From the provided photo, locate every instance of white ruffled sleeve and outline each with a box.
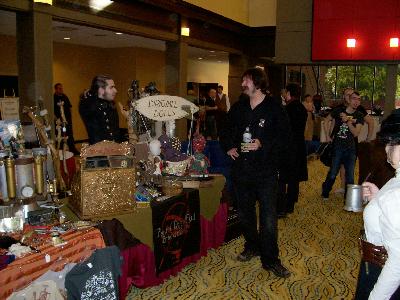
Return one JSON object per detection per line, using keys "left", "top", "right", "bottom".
{"left": 369, "top": 189, "right": 400, "bottom": 299}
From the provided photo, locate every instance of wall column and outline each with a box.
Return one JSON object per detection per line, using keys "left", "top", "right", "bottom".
{"left": 228, "top": 54, "right": 248, "bottom": 105}
{"left": 16, "top": 5, "right": 53, "bottom": 121}
{"left": 384, "top": 64, "right": 398, "bottom": 118}
{"left": 165, "top": 38, "right": 188, "bottom": 140}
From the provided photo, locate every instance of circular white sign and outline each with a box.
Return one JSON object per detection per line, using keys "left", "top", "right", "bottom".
{"left": 135, "top": 95, "right": 199, "bottom": 121}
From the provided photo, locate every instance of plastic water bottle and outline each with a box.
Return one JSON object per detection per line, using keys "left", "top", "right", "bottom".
{"left": 243, "top": 127, "right": 252, "bottom": 143}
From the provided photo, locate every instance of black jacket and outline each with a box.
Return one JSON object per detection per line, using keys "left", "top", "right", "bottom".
{"left": 285, "top": 99, "right": 308, "bottom": 182}
{"left": 219, "top": 95, "right": 292, "bottom": 183}
{"left": 79, "top": 94, "right": 121, "bottom": 145}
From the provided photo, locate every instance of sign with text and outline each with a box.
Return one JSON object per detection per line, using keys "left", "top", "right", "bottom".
{"left": 0, "top": 97, "right": 19, "bottom": 120}
{"left": 152, "top": 189, "right": 200, "bottom": 274}
{"left": 136, "top": 95, "right": 199, "bottom": 121}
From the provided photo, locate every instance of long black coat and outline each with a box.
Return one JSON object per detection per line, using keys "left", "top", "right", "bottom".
{"left": 285, "top": 99, "right": 308, "bottom": 182}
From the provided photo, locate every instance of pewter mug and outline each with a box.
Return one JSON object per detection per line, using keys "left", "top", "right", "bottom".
{"left": 344, "top": 184, "right": 363, "bottom": 212}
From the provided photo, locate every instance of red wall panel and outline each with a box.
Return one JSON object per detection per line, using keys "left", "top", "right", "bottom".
{"left": 312, "top": 0, "right": 400, "bottom": 61}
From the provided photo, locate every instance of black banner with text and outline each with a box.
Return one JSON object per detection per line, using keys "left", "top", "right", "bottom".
{"left": 152, "top": 189, "right": 200, "bottom": 274}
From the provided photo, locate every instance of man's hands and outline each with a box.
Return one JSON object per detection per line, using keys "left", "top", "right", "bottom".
{"left": 362, "top": 181, "right": 379, "bottom": 202}
{"left": 227, "top": 148, "right": 239, "bottom": 160}
{"left": 227, "top": 139, "right": 262, "bottom": 160}
{"left": 340, "top": 112, "right": 356, "bottom": 124}
{"left": 245, "top": 139, "right": 261, "bottom": 151}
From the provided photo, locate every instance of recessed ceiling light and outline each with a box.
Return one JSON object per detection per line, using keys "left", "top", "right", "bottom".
{"left": 89, "top": 0, "right": 113, "bottom": 11}
{"left": 198, "top": 57, "right": 203, "bottom": 60}
{"left": 63, "top": 37, "right": 71, "bottom": 40}
{"left": 209, "top": 50, "right": 215, "bottom": 53}
{"left": 209, "top": 54, "right": 217, "bottom": 57}
{"left": 115, "top": 32, "right": 123, "bottom": 35}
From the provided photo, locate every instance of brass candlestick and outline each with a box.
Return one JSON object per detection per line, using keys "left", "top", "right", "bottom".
{"left": 5, "top": 157, "right": 16, "bottom": 199}
{"left": 34, "top": 155, "right": 44, "bottom": 195}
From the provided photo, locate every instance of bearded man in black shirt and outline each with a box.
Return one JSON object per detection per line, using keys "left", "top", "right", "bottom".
{"left": 219, "top": 68, "right": 292, "bottom": 278}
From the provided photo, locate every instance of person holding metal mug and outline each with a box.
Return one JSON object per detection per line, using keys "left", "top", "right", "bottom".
{"left": 355, "top": 109, "right": 400, "bottom": 299}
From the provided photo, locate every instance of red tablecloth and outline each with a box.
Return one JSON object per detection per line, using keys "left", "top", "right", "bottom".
{"left": 118, "top": 202, "right": 228, "bottom": 298}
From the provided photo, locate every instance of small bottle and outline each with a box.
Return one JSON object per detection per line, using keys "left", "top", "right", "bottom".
{"left": 243, "top": 127, "right": 252, "bottom": 143}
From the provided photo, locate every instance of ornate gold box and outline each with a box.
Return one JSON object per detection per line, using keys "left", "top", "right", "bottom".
{"left": 69, "top": 141, "right": 136, "bottom": 219}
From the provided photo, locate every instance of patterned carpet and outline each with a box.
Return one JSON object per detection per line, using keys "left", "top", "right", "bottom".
{"left": 127, "top": 160, "right": 363, "bottom": 299}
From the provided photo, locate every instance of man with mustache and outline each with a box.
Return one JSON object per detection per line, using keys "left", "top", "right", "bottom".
{"left": 220, "top": 68, "right": 292, "bottom": 278}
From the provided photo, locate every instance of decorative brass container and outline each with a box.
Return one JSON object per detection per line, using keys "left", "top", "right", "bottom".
{"left": 69, "top": 141, "right": 136, "bottom": 219}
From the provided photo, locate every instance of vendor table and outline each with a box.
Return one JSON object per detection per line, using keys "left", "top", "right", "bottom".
{"left": 0, "top": 227, "right": 105, "bottom": 299}
{"left": 63, "top": 175, "right": 227, "bottom": 298}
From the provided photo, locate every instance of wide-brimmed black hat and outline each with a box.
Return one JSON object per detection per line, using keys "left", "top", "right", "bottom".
{"left": 377, "top": 108, "right": 400, "bottom": 145}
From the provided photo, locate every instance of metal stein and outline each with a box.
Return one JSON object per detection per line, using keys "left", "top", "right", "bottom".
{"left": 344, "top": 184, "right": 363, "bottom": 212}
{"left": 0, "top": 150, "right": 9, "bottom": 201}
{"left": 32, "top": 148, "right": 47, "bottom": 196}
{"left": 15, "top": 156, "right": 35, "bottom": 199}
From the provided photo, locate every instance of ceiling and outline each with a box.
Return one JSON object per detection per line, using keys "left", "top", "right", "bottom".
{"left": 0, "top": 9, "right": 228, "bottom": 63}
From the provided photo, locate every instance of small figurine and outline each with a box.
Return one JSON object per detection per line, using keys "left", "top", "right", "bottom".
{"left": 188, "top": 134, "right": 210, "bottom": 176}
{"left": 149, "top": 139, "right": 162, "bottom": 176}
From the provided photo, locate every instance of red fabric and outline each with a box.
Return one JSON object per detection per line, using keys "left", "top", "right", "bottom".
{"left": 60, "top": 156, "right": 76, "bottom": 186}
{"left": 118, "top": 202, "right": 228, "bottom": 298}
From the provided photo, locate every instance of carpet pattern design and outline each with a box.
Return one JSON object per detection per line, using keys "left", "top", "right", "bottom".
{"left": 128, "top": 160, "right": 364, "bottom": 299}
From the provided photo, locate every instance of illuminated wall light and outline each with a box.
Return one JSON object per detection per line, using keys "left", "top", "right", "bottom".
{"left": 181, "top": 27, "right": 190, "bottom": 36}
{"left": 390, "top": 37, "right": 399, "bottom": 48}
{"left": 115, "top": 32, "right": 123, "bottom": 35}
{"left": 63, "top": 37, "right": 71, "bottom": 40}
{"left": 33, "top": 0, "right": 53, "bottom": 4}
{"left": 347, "top": 38, "right": 356, "bottom": 48}
{"left": 89, "top": 0, "right": 113, "bottom": 11}
{"left": 198, "top": 57, "right": 203, "bottom": 60}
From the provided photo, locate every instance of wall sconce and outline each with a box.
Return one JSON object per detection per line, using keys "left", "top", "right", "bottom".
{"left": 181, "top": 27, "right": 190, "bottom": 37}
{"left": 347, "top": 38, "right": 356, "bottom": 48}
{"left": 33, "top": 0, "right": 53, "bottom": 4}
{"left": 390, "top": 37, "right": 399, "bottom": 48}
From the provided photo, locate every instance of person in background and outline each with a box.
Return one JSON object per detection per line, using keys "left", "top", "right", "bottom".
{"left": 321, "top": 91, "right": 363, "bottom": 200}
{"left": 280, "top": 88, "right": 287, "bottom": 106}
{"left": 215, "top": 85, "right": 230, "bottom": 138}
{"left": 278, "top": 84, "right": 308, "bottom": 216}
{"left": 312, "top": 94, "right": 323, "bottom": 114}
{"left": 203, "top": 88, "right": 218, "bottom": 140}
{"left": 220, "top": 67, "right": 292, "bottom": 278}
{"left": 53, "top": 83, "right": 80, "bottom": 155}
{"left": 324, "top": 87, "right": 375, "bottom": 194}
{"left": 355, "top": 109, "right": 400, "bottom": 299}
{"left": 302, "top": 94, "right": 317, "bottom": 155}
{"left": 79, "top": 75, "right": 121, "bottom": 145}
{"left": 216, "top": 85, "right": 230, "bottom": 112}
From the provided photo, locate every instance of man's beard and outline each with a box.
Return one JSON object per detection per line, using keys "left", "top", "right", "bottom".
{"left": 242, "top": 87, "right": 256, "bottom": 96}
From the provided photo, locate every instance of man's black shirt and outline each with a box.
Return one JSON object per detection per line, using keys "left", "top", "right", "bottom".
{"left": 219, "top": 95, "right": 292, "bottom": 183}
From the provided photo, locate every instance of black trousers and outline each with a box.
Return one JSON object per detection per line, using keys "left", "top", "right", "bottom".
{"left": 355, "top": 260, "right": 400, "bottom": 299}
{"left": 233, "top": 178, "right": 280, "bottom": 266}
{"left": 277, "top": 180, "right": 299, "bottom": 214}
